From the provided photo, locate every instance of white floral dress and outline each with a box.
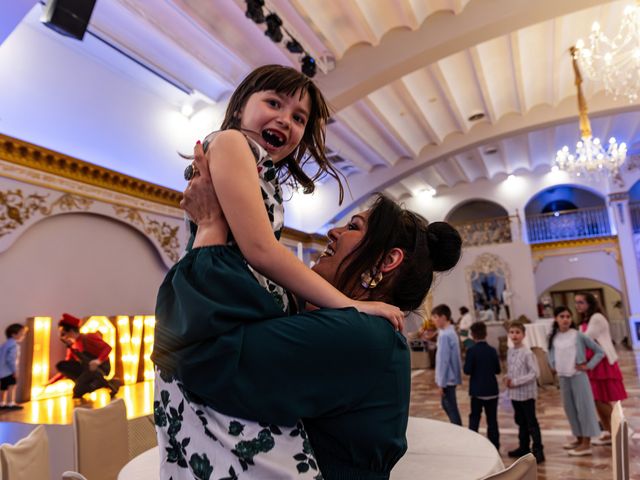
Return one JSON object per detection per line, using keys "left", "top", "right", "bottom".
{"left": 154, "top": 133, "right": 322, "bottom": 479}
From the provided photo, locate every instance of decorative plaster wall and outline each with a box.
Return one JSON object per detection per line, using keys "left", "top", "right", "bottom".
{"left": 534, "top": 250, "right": 622, "bottom": 296}
{"left": 432, "top": 241, "right": 538, "bottom": 322}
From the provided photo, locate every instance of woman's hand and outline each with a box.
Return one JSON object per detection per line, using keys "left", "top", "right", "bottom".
{"left": 181, "top": 142, "right": 230, "bottom": 246}
{"left": 575, "top": 363, "right": 589, "bottom": 372}
{"left": 354, "top": 300, "right": 405, "bottom": 331}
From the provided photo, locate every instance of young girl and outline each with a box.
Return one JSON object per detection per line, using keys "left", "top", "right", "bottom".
{"left": 547, "top": 306, "right": 604, "bottom": 457}
{"left": 152, "top": 65, "right": 403, "bottom": 479}
{"left": 574, "top": 292, "right": 627, "bottom": 446}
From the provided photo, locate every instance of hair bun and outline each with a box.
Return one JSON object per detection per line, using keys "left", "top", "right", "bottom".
{"left": 426, "top": 222, "right": 462, "bottom": 272}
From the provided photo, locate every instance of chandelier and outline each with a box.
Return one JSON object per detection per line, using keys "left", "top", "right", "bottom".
{"left": 573, "top": 2, "right": 640, "bottom": 102}
{"left": 554, "top": 47, "right": 627, "bottom": 181}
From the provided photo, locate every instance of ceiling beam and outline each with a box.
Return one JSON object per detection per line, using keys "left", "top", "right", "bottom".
{"left": 316, "top": 0, "right": 612, "bottom": 110}
{"left": 304, "top": 93, "right": 639, "bottom": 230}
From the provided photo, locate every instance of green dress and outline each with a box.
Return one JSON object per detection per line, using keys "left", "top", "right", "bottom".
{"left": 154, "top": 245, "right": 411, "bottom": 480}
{"left": 152, "top": 132, "right": 321, "bottom": 479}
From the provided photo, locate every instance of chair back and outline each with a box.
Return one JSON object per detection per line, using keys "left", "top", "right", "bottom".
{"left": 612, "top": 401, "right": 629, "bottom": 480}
{"left": 73, "top": 398, "right": 129, "bottom": 480}
{"left": 0, "top": 425, "right": 51, "bottom": 480}
{"left": 480, "top": 453, "right": 537, "bottom": 480}
{"left": 530, "top": 346, "right": 555, "bottom": 386}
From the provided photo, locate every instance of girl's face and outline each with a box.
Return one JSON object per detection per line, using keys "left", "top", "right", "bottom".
{"left": 555, "top": 310, "right": 573, "bottom": 332}
{"left": 313, "top": 211, "right": 370, "bottom": 286}
{"left": 574, "top": 295, "right": 588, "bottom": 314}
{"left": 239, "top": 89, "right": 311, "bottom": 163}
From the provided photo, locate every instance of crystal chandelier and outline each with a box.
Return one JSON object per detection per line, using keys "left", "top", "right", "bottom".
{"left": 554, "top": 47, "right": 627, "bottom": 181}
{"left": 574, "top": 2, "right": 640, "bottom": 102}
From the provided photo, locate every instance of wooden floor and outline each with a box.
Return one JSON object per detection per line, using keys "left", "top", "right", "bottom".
{"left": 409, "top": 348, "right": 640, "bottom": 479}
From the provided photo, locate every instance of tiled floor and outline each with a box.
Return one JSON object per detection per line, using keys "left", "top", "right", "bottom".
{"left": 409, "top": 348, "right": 640, "bottom": 479}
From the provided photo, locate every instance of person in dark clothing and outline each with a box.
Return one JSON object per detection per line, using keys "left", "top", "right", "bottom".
{"left": 463, "top": 321, "right": 501, "bottom": 450}
{"left": 46, "top": 313, "right": 121, "bottom": 399}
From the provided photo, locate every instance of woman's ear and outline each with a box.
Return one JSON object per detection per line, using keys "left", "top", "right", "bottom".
{"left": 379, "top": 248, "right": 404, "bottom": 273}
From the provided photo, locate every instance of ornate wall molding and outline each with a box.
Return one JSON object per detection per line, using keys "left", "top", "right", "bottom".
{"left": 0, "top": 177, "right": 186, "bottom": 268}
{"left": 530, "top": 236, "right": 621, "bottom": 271}
{"left": 465, "top": 253, "right": 512, "bottom": 317}
{"left": 0, "top": 134, "right": 182, "bottom": 209}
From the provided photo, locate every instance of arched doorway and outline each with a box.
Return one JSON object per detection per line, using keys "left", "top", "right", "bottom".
{"left": 538, "top": 278, "right": 628, "bottom": 346}
{"left": 446, "top": 199, "right": 509, "bottom": 223}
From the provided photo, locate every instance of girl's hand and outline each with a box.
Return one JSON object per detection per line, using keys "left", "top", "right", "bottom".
{"left": 354, "top": 300, "right": 404, "bottom": 331}
{"left": 576, "top": 363, "right": 588, "bottom": 372}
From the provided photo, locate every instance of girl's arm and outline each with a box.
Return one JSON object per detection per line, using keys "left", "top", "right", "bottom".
{"left": 581, "top": 333, "right": 605, "bottom": 370}
{"left": 584, "top": 313, "right": 607, "bottom": 341}
{"left": 192, "top": 133, "right": 403, "bottom": 328}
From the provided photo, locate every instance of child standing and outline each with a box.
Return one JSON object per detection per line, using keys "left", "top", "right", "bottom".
{"left": 548, "top": 306, "right": 604, "bottom": 457}
{"left": 433, "top": 304, "right": 462, "bottom": 425}
{"left": 153, "top": 65, "right": 403, "bottom": 479}
{"left": 504, "top": 321, "right": 544, "bottom": 462}
{"left": 0, "top": 323, "right": 27, "bottom": 410}
{"left": 464, "top": 321, "right": 501, "bottom": 450}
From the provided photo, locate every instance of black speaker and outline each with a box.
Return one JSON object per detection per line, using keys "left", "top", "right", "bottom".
{"left": 41, "top": 0, "right": 97, "bottom": 41}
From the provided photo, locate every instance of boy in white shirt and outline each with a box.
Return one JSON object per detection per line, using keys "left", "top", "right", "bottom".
{"left": 504, "top": 321, "right": 544, "bottom": 463}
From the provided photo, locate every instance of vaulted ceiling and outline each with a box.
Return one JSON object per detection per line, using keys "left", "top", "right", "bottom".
{"left": 5, "top": 0, "right": 640, "bottom": 230}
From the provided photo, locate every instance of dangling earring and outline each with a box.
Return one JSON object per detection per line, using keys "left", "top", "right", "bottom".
{"left": 361, "top": 266, "right": 383, "bottom": 289}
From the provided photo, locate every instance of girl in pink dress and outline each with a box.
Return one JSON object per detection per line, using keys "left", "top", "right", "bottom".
{"left": 574, "top": 292, "right": 627, "bottom": 446}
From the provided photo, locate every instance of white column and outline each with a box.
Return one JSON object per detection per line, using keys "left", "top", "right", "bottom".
{"left": 0, "top": 0, "right": 37, "bottom": 46}
{"left": 609, "top": 192, "right": 640, "bottom": 349}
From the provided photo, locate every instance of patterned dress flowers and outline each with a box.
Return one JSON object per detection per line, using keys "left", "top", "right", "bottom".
{"left": 154, "top": 132, "right": 321, "bottom": 479}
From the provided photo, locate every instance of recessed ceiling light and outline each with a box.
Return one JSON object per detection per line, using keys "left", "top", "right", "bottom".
{"left": 181, "top": 104, "right": 194, "bottom": 117}
{"left": 468, "top": 112, "right": 485, "bottom": 121}
{"left": 483, "top": 147, "right": 498, "bottom": 155}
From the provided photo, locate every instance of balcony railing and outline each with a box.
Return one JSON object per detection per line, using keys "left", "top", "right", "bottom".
{"left": 452, "top": 216, "right": 513, "bottom": 247}
{"left": 630, "top": 202, "right": 640, "bottom": 234}
{"left": 526, "top": 206, "right": 611, "bottom": 244}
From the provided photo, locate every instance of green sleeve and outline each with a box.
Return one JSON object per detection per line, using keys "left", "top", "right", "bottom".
{"left": 182, "top": 308, "right": 404, "bottom": 427}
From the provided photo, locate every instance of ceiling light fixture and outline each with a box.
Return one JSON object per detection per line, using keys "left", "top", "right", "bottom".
{"left": 243, "top": 0, "right": 318, "bottom": 77}
{"left": 574, "top": 3, "right": 640, "bottom": 102}
{"left": 467, "top": 112, "right": 485, "bottom": 122}
{"left": 554, "top": 46, "right": 627, "bottom": 182}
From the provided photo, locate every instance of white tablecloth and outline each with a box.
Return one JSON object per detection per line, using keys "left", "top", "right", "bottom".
{"left": 118, "top": 418, "right": 504, "bottom": 480}
{"left": 508, "top": 319, "right": 554, "bottom": 352}
{"left": 118, "top": 447, "right": 159, "bottom": 480}
{"left": 391, "top": 417, "right": 504, "bottom": 479}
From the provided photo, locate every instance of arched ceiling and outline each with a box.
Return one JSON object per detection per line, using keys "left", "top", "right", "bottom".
{"left": 4, "top": 0, "right": 640, "bottom": 232}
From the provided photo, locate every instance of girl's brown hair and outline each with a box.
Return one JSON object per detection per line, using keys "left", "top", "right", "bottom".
{"left": 221, "top": 65, "right": 344, "bottom": 203}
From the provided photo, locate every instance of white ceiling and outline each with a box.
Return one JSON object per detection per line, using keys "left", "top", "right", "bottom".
{"left": 3, "top": 0, "right": 640, "bottom": 231}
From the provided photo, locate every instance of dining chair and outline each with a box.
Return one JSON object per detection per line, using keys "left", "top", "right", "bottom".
{"left": 73, "top": 398, "right": 129, "bottom": 480}
{"left": 612, "top": 401, "right": 629, "bottom": 480}
{"left": 479, "top": 453, "right": 537, "bottom": 480}
{"left": 0, "top": 425, "right": 50, "bottom": 480}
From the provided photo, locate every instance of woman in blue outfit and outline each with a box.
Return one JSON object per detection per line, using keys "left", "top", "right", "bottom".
{"left": 153, "top": 143, "right": 462, "bottom": 479}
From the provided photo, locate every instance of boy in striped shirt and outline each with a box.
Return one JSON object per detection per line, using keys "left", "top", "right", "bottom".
{"left": 504, "top": 321, "right": 545, "bottom": 463}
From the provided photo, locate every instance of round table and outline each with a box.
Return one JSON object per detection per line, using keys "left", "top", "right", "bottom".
{"left": 117, "top": 447, "right": 159, "bottom": 480}
{"left": 391, "top": 417, "right": 504, "bottom": 479}
{"left": 118, "top": 418, "right": 503, "bottom": 480}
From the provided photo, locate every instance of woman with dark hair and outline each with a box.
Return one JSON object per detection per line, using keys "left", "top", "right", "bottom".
{"left": 574, "top": 292, "right": 627, "bottom": 446}
{"left": 153, "top": 143, "right": 462, "bottom": 479}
